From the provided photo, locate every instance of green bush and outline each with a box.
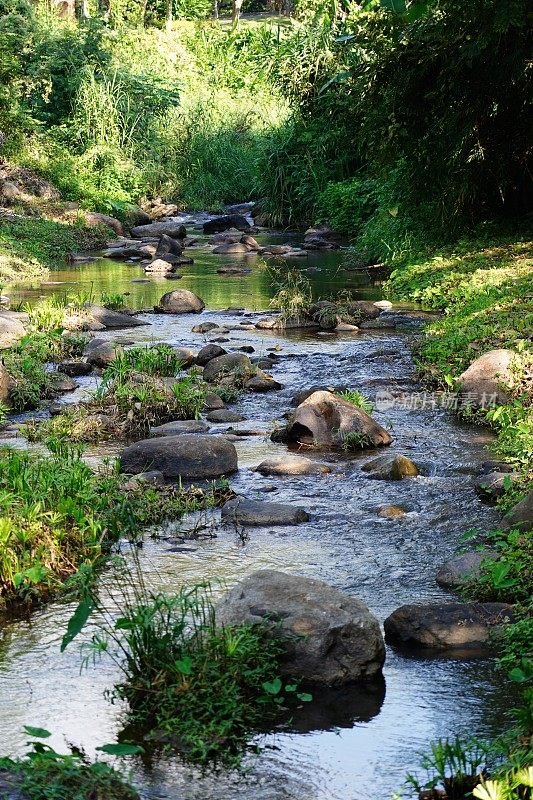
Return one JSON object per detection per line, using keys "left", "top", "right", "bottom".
{"left": 316, "top": 177, "right": 376, "bottom": 234}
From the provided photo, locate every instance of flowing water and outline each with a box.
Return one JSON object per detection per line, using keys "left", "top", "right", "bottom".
{"left": 0, "top": 225, "right": 514, "bottom": 799}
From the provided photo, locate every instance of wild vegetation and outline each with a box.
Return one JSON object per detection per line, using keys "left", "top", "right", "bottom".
{"left": 62, "top": 560, "right": 311, "bottom": 766}
{"left": 0, "top": 441, "right": 224, "bottom": 609}
{"left": 0, "top": 0, "right": 531, "bottom": 794}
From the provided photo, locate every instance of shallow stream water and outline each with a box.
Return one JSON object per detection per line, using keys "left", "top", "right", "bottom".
{"left": 0, "top": 225, "right": 513, "bottom": 799}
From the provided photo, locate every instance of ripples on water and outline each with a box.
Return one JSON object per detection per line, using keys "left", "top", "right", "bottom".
{"left": 0, "top": 240, "right": 512, "bottom": 799}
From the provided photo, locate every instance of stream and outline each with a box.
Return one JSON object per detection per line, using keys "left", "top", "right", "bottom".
{"left": 0, "top": 222, "right": 514, "bottom": 799}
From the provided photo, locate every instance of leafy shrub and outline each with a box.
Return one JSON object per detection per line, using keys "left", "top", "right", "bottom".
{"left": 316, "top": 177, "right": 376, "bottom": 234}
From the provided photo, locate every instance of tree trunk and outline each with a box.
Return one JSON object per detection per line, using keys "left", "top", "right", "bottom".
{"left": 232, "top": 0, "right": 243, "bottom": 26}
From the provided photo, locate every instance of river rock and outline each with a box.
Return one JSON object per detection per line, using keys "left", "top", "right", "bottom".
{"left": 378, "top": 505, "right": 406, "bottom": 519}
{"left": 217, "top": 266, "right": 252, "bottom": 275}
{"left": 173, "top": 347, "right": 195, "bottom": 368}
{"left": 155, "top": 233, "right": 183, "bottom": 257}
{"left": 87, "top": 304, "right": 148, "bottom": 329}
{"left": 217, "top": 570, "right": 385, "bottom": 685}
{"left": 212, "top": 242, "right": 251, "bottom": 254}
{"left": 0, "top": 314, "right": 25, "bottom": 348}
{"left": 144, "top": 258, "right": 176, "bottom": 273}
{"left": 192, "top": 322, "right": 220, "bottom": 334}
{"left": 120, "top": 434, "right": 237, "bottom": 479}
{"left": 57, "top": 360, "right": 92, "bottom": 377}
{"left": 290, "top": 385, "right": 348, "bottom": 406}
{"left": 131, "top": 221, "right": 187, "bottom": 238}
{"left": 204, "top": 393, "right": 225, "bottom": 411}
{"left": 222, "top": 496, "right": 309, "bottom": 526}
{"left": 202, "top": 352, "right": 253, "bottom": 384}
{"left": 504, "top": 489, "right": 533, "bottom": 532}
{"left": 284, "top": 390, "right": 392, "bottom": 449}
{"left": 157, "top": 290, "right": 205, "bottom": 314}
{"left": 206, "top": 409, "right": 245, "bottom": 423}
{"left": 203, "top": 214, "right": 251, "bottom": 233}
{"left": 384, "top": 602, "right": 514, "bottom": 650}
{"left": 253, "top": 456, "right": 332, "bottom": 476}
{"left": 84, "top": 211, "right": 123, "bottom": 236}
{"left": 150, "top": 420, "right": 209, "bottom": 436}
{"left": 196, "top": 344, "right": 227, "bottom": 366}
{"left": 458, "top": 349, "right": 514, "bottom": 406}
{"left": 244, "top": 370, "right": 283, "bottom": 392}
{"left": 240, "top": 234, "right": 260, "bottom": 250}
{"left": 125, "top": 470, "right": 166, "bottom": 489}
{"left": 50, "top": 372, "right": 77, "bottom": 392}
{"left": 362, "top": 454, "right": 419, "bottom": 480}
{"left": 84, "top": 339, "right": 122, "bottom": 367}
{"left": 473, "top": 471, "right": 518, "bottom": 501}
{"left": 436, "top": 551, "right": 498, "bottom": 589}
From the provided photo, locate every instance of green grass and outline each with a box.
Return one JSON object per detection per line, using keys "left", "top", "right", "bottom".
{"left": 0, "top": 212, "right": 110, "bottom": 282}
{"left": 386, "top": 235, "right": 533, "bottom": 494}
{"left": 0, "top": 441, "right": 222, "bottom": 609}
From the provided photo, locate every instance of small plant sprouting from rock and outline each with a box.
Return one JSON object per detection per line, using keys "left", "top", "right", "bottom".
{"left": 340, "top": 431, "right": 375, "bottom": 451}
{"left": 269, "top": 268, "right": 313, "bottom": 326}
{"left": 337, "top": 389, "right": 374, "bottom": 415}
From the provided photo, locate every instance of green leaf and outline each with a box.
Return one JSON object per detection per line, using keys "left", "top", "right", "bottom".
{"left": 96, "top": 743, "right": 144, "bottom": 756}
{"left": 61, "top": 599, "right": 94, "bottom": 653}
{"left": 24, "top": 726, "right": 52, "bottom": 739}
{"left": 508, "top": 668, "right": 527, "bottom": 683}
{"left": 175, "top": 656, "right": 193, "bottom": 675}
{"left": 262, "top": 677, "right": 282, "bottom": 695}
{"left": 296, "top": 692, "right": 313, "bottom": 702}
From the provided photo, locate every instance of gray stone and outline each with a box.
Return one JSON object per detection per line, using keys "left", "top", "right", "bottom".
{"left": 120, "top": 434, "right": 237, "bottom": 479}
{"left": 244, "top": 370, "right": 283, "bottom": 392}
{"left": 57, "top": 360, "right": 92, "bottom": 377}
{"left": 436, "top": 551, "right": 498, "bottom": 589}
{"left": 155, "top": 233, "right": 183, "bottom": 257}
{"left": 87, "top": 304, "right": 148, "bottom": 329}
{"left": 150, "top": 420, "right": 209, "bottom": 436}
{"left": 504, "top": 489, "right": 533, "bottom": 532}
{"left": 212, "top": 242, "right": 250, "bottom": 254}
{"left": 157, "top": 290, "right": 205, "bottom": 314}
{"left": 284, "top": 390, "right": 392, "bottom": 449}
{"left": 144, "top": 258, "right": 176, "bottom": 273}
{"left": 203, "top": 214, "right": 251, "bottom": 233}
{"left": 0, "top": 315, "right": 25, "bottom": 348}
{"left": 216, "top": 570, "right": 385, "bottom": 685}
{"left": 202, "top": 352, "right": 253, "bottom": 384}
{"left": 384, "top": 602, "right": 514, "bottom": 650}
{"left": 362, "top": 454, "right": 419, "bottom": 480}
{"left": 204, "top": 393, "right": 225, "bottom": 411}
{"left": 84, "top": 339, "right": 122, "bottom": 367}
{"left": 131, "top": 221, "right": 187, "bottom": 238}
{"left": 0, "top": 364, "right": 14, "bottom": 404}
{"left": 458, "top": 349, "right": 514, "bottom": 406}
{"left": 221, "top": 496, "right": 309, "bottom": 526}
{"left": 196, "top": 344, "right": 227, "bottom": 367}
{"left": 192, "top": 322, "right": 220, "bottom": 334}
{"left": 206, "top": 409, "right": 245, "bottom": 423}
{"left": 125, "top": 470, "right": 166, "bottom": 489}
{"left": 84, "top": 211, "right": 123, "bottom": 236}
{"left": 253, "top": 456, "right": 332, "bottom": 476}
{"left": 474, "top": 471, "right": 518, "bottom": 501}
{"left": 50, "top": 372, "right": 77, "bottom": 392}
{"left": 173, "top": 347, "right": 195, "bottom": 368}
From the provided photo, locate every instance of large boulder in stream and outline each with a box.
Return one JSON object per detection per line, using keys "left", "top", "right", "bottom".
{"left": 157, "top": 290, "right": 205, "bottom": 314}
{"left": 203, "top": 214, "right": 251, "bottom": 233}
{"left": 280, "top": 390, "right": 392, "bottom": 449}
{"left": 120, "top": 434, "right": 237, "bottom": 479}
{"left": 83, "top": 339, "right": 122, "bottom": 367}
{"left": 87, "top": 304, "right": 148, "bottom": 329}
{"left": 384, "top": 602, "right": 515, "bottom": 650}
{"left": 131, "top": 221, "right": 187, "bottom": 239}
{"left": 458, "top": 349, "right": 514, "bottom": 407}
{"left": 217, "top": 570, "right": 385, "bottom": 685}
